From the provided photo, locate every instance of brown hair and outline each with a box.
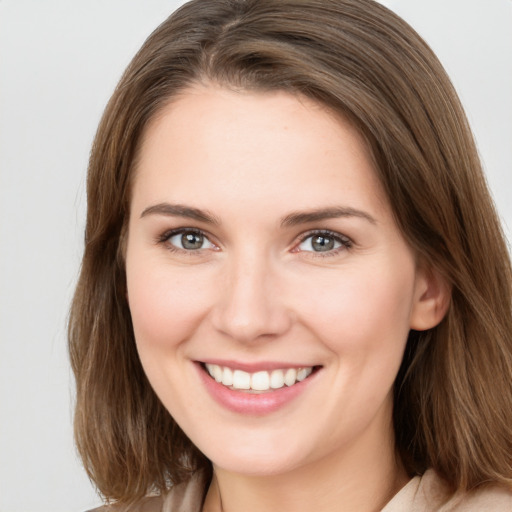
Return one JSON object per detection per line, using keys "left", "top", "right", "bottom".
{"left": 69, "top": 0, "right": 512, "bottom": 504}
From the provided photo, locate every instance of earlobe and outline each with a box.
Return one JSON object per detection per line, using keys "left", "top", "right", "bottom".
{"left": 410, "top": 264, "right": 451, "bottom": 331}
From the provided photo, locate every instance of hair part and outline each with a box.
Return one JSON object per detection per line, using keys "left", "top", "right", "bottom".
{"left": 69, "top": 0, "right": 512, "bottom": 504}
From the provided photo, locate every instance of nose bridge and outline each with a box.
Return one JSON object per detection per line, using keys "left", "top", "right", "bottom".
{"left": 212, "top": 246, "right": 291, "bottom": 342}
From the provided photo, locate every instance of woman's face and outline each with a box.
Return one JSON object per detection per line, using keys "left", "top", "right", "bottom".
{"left": 126, "top": 85, "right": 434, "bottom": 476}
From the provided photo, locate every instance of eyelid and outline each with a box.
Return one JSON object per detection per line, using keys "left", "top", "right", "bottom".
{"left": 156, "top": 227, "right": 219, "bottom": 253}
{"left": 292, "top": 229, "right": 353, "bottom": 254}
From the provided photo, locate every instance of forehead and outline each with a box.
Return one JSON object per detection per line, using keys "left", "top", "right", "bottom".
{"left": 131, "top": 84, "right": 388, "bottom": 221}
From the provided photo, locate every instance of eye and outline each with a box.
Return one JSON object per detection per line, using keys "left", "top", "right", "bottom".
{"left": 296, "top": 231, "right": 351, "bottom": 254}
{"left": 164, "top": 230, "right": 216, "bottom": 251}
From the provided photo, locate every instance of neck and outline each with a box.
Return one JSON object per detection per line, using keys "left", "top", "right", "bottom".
{"left": 202, "top": 403, "right": 409, "bottom": 512}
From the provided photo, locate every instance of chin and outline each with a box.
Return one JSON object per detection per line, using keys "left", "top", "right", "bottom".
{"left": 212, "top": 455, "right": 300, "bottom": 477}
{"left": 199, "top": 434, "right": 307, "bottom": 477}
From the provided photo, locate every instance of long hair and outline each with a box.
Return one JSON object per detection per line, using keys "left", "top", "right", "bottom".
{"left": 69, "top": 0, "right": 512, "bottom": 504}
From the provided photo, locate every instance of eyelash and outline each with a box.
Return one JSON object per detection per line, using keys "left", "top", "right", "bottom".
{"left": 295, "top": 229, "right": 353, "bottom": 257}
{"left": 156, "top": 228, "right": 353, "bottom": 256}
{"left": 156, "top": 228, "right": 218, "bottom": 255}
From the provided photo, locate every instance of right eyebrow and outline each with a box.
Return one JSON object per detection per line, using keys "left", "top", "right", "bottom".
{"left": 280, "top": 206, "right": 377, "bottom": 227}
{"left": 140, "top": 202, "right": 221, "bottom": 225}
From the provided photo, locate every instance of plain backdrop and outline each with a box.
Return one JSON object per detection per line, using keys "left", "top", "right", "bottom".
{"left": 0, "top": 1, "right": 511, "bottom": 511}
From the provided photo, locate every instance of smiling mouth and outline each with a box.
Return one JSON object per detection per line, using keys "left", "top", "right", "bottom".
{"left": 202, "top": 363, "right": 320, "bottom": 393}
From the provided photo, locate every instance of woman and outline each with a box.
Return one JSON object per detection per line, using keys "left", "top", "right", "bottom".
{"left": 69, "top": 0, "right": 512, "bottom": 510}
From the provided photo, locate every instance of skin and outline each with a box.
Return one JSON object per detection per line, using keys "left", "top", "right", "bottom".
{"left": 125, "top": 84, "right": 448, "bottom": 512}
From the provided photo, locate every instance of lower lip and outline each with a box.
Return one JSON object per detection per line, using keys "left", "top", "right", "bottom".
{"left": 196, "top": 364, "right": 318, "bottom": 415}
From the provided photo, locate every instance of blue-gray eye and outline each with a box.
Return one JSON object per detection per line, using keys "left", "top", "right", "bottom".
{"left": 298, "top": 234, "right": 343, "bottom": 252}
{"left": 168, "top": 231, "right": 215, "bottom": 250}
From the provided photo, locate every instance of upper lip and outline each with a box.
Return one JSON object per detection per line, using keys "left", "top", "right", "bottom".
{"left": 197, "top": 359, "right": 320, "bottom": 372}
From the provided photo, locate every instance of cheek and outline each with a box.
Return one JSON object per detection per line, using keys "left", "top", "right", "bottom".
{"left": 126, "top": 256, "right": 213, "bottom": 351}
{"left": 294, "top": 260, "right": 415, "bottom": 429}
{"left": 295, "top": 259, "right": 415, "bottom": 356}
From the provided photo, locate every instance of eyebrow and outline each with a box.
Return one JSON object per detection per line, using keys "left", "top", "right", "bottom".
{"left": 280, "top": 206, "right": 377, "bottom": 227}
{"left": 141, "top": 202, "right": 376, "bottom": 227}
{"left": 140, "top": 203, "right": 221, "bottom": 225}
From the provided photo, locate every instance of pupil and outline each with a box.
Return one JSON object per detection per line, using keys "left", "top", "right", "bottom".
{"left": 312, "top": 235, "right": 334, "bottom": 252}
{"left": 182, "top": 232, "right": 203, "bottom": 250}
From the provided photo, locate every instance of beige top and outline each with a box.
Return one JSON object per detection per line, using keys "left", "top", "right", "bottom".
{"left": 91, "top": 470, "right": 512, "bottom": 511}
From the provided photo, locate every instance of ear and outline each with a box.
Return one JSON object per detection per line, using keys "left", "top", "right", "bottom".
{"left": 410, "top": 262, "right": 451, "bottom": 331}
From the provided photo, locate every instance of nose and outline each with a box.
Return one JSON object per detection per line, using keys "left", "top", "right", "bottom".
{"left": 211, "top": 252, "right": 293, "bottom": 343}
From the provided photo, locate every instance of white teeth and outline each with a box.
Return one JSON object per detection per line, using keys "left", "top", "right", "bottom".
{"left": 251, "top": 371, "right": 270, "bottom": 391}
{"left": 212, "top": 364, "right": 222, "bottom": 382}
{"left": 270, "top": 369, "right": 285, "bottom": 389}
{"left": 297, "top": 367, "right": 313, "bottom": 381}
{"left": 284, "top": 368, "right": 297, "bottom": 387}
{"left": 232, "top": 369, "right": 251, "bottom": 390}
{"left": 204, "top": 364, "right": 314, "bottom": 392}
{"left": 222, "top": 366, "right": 233, "bottom": 386}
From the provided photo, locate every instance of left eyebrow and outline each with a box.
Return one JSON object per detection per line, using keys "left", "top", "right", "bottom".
{"left": 280, "top": 206, "right": 377, "bottom": 227}
{"left": 140, "top": 202, "right": 221, "bottom": 225}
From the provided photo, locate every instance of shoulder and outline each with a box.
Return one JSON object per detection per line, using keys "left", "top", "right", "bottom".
{"left": 440, "top": 483, "right": 512, "bottom": 511}
{"left": 416, "top": 470, "right": 512, "bottom": 512}
{"left": 384, "top": 470, "right": 512, "bottom": 512}
{"left": 86, "top": 473, "right": 206, "bottom": 512}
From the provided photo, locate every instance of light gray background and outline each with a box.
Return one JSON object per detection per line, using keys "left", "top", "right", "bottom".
{"left": 0, "top": 1, "right": 511, "bottom": 511}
